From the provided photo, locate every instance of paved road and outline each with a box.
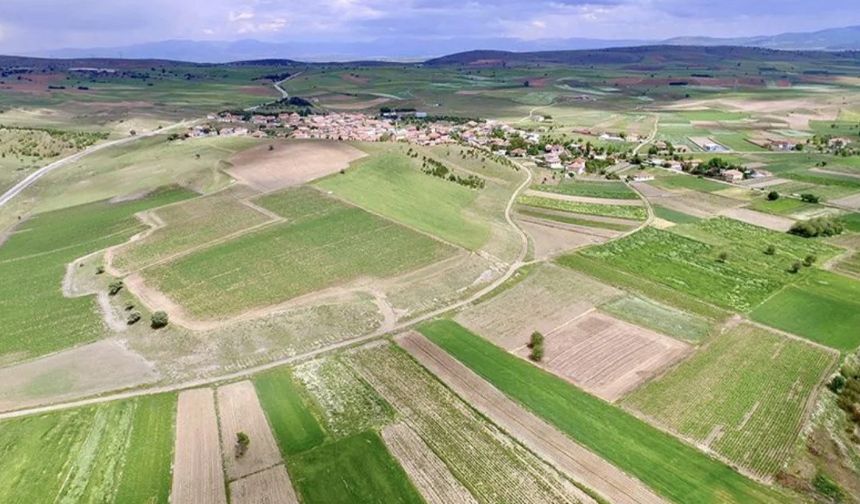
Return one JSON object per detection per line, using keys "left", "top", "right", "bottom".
{"left": 0, "top": 121, "right": 191, "bottom": 208}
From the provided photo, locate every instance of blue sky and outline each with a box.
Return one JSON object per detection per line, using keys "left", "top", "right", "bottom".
{"left": 1, "top": 0, "right": 859, "bottom": 53}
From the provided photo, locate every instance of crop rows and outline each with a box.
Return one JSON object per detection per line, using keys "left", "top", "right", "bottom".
{"left": 624, "top": 323, "right": 836, "bottom": 478}
{"left": 532, "top": 180, "right": 638, "bottom": 199}
{"left": 518, "top": 194, "right": 647, "bottom": 220}
{"left": 349, "top": 344, "right": 588, "bottom": 504}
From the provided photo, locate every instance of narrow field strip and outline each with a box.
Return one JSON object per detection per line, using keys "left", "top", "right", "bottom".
{"left": 229, "top": 464, "right": 299, "bottom": 504}
{"left": 171, "top": 388, "right": 227, "bottom": 504}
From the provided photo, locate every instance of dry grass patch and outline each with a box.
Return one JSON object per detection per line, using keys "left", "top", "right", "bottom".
{"left": 228, "top": 140, "right": 366, "bottom": 191}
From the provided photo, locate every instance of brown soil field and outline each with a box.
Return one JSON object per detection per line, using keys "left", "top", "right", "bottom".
{"left": 455, "top": 263, "right": 620, "bottom": 350}
{"left": 645, "top": 191, "right": 746, "bottom": 218}
{"left": 227, "top": 140, "right": 366, "bottom": 192}
{"left": 382, "top": 423, "right": 478, "bottom": 504}
{"left": 718, "top": 208, "right": 795, "bottom": 232}
{"left": 740, "top": 178, "right": 791, "bottom": 189}
{"left": 0, "top": 339, "right": 158, "bottom": 412}
{"left": 229, "top": 465, "right": 299, "bottom": 504}
{"left": 216, "top": 380, "right": 285, "bottom": 481}
{"left": 515, "top": 311, "right": 692, "bottom": 402}
{"left": 397, "top": 332, "right": 667, "bottom": 504}
{"left": 830, "top": 192, "right": 860, "bottom": 210}
{"left": 520, "top": 218, "right": 616, "bottom": 260}
{"left": 524, "top": 189, "right": 644, "bottom": 206}
{"left": 172, "top": 388, "right": 228, "bottom": 504}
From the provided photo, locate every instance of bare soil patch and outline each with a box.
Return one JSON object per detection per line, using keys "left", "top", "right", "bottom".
{"left": 216, "top": 380, "right": 284, "bottom": 481}
{"left": 382, "top": 423, "right": 478, "bottom": 504}
{"left": 515, "top": 311, "right": 692, "bottom": 402}
{"left": 229, "top": 465, "right": 299, "bottom": 504}
{"left": 520, "top": 218, "right": 616, "bottom": 260}
{"left": 718, "top": 208, "right": 795, "bottom": 232}
{"left": 172, "top": 388, "right": 228, "bottom": 504}
{"left": 740, "top": 178, "right": 790, "bottom": 189}
{"left": 0, "top": 339, "right": 158, "bottom": 412}
{"left": 227, "top": 140, "right": 366, "bottom": 192}
{"left": 397, "top": 332, "right": 666, "bottom": 504}
{"left": 830, "top": 192, "right": 860, "bottom": 210}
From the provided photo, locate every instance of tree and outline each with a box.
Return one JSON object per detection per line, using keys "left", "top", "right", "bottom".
{"left": 129, "top": 130, "right": 137, "bottom": 136}
{"left": 528, "top": 331, "right": 545, "bottom": 362}
{"left": 108, "top": 280, "right": 124, "bottom": 296}
{"left": 767, "top": 191, "right": 780, "bottom": 201}
{"left": 800, "top": 193, "right": 820, "bottom": 204}
{"left": 151, "top": 311, "right": 169, "bottom": 329}
{"left": 789, "top": 217, "right": 843, "bottom": 238}
{"left": 235, "top": 432, "right": 250, "bottom": 458}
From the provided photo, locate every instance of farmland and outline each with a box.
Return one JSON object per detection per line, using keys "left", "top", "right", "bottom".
{"left": 518, "top": 194, "right": 647, "bottom": 220}
{"left": 533, "top": 179, "right": 638, "bottom": 199}
{"left": 624, "top": 323, "right": 837, "bottom": 478}
{"left": 144, "top": 187, "right": 453, "bottom": 318}
{"left": 0, "top": 394, "right": 175, "bottom": 503}
{"left": 420, "top": 320, "right": 786, "bottom": 504}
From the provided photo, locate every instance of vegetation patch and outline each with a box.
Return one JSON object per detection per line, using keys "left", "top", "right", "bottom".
{"left": 649, "top": 174, "right": 727, "bottom": 193}
{"left": 518, "top": 194, "right": 647, "bottom": 220}
{"left": 600, "top": 295, "right": 712, "bottom": 342}
{"left": 419, "top": 320, "right": 784, "bottom": 504}
{"left": 254, "top": 368, "right": 327, "bottom": 456}
{"left": 533, "top": 180, "right": 638, "bottom": 199}
{"left": 517, "top": 207, "right": 634, "bottom": 231}
{"left": 624, "top": 323, "right": 836, "bottom": 478}
{"left": 652, "top": 205, "right": 701, "bottom": 224}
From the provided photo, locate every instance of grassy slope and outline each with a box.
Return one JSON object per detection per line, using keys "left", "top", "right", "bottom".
{"left": 290, "top": 431, "right": 424, "bottom": 504}
{"left": 750, "top": 269, "right": 860, "bottom": 351}
{"left": 624, "top": 324, "right": 835, "bottom": 477}
{"left": 147, "top": 188, "right": 452, "bottom": 317}
{"left": 0, "top": 186, "right": 195, "bottom": 359}
{"left": 316, "top": 150, "right": 490, "bottom": 250}
{"left": 419, "top": 320, "right": 785, "bottom": 504}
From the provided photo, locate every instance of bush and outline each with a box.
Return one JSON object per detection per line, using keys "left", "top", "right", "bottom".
{"left": 764, "top": 245, "right": 776, "bottom": 255}
{"left": 528, "top": 331, "right": 545, "bottom": 362}
{"left": 800, "top": 193, "right": 820, "bottom": 204}
{"left": 151, "top": 311, "right": 169, "bottom": 329}
{"left": 828, "top": 374, "right": 847, "bottom": 394}
{"left": 235, "top": 432, "right": 250, "bottom": 458}
{"left": 788, "top": 262, "right": 802, "bottom": 274}
{"left": 788, "top": 217, "right": 843, "bottom": 238}
{"left": 804, "top": 254, "right": 817, "bottom": 267}
{"left": 108, "top": 280, "right": 124, "bottom": 296}
{"left": 812, "top": 472, "right": 844, "bottom": 503}
{"left": 717, "top": 251, "right": 728, "bottom": 263}
{"left": 767, "top": 191, "right": 780, "bottom": 201}
{"left": 95, "top": 265, "right": 105, "bottom": 275}
{"left": 127, "top": 311, "right": 141, "bottom": 325}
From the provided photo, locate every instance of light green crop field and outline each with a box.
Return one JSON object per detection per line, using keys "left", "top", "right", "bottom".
{"left": 290, "top": 431, "right": 424, "bottom": 504}
{"left": 750, "top": 270, "right": 860, "bottom": 351}
{"left": 600, "top": 295, "right": 713, "bottom": 342}
{"left": 0, "top": 394, "right": 175, "bottom": 504}
{"left": 840, "top": 213, "right": 860, "bottom": 233}
{"left": 648, "top": 174, "right": 728, "bottom": 192}
{"left": 518, "top": 194, "right": 647, "bottom": 220}
{"left": 254, "top": 367, "right": 328, "bottom": 456}
{"left": 747, "top": 197, "right": 823, "bottom": 216}
{"left": 624, "top": 323, "right": 836, "bottom": 478}
{"left": 145, "top": 187, "right": 453, "bottom": 318}
{"left": 420, "top": 320, "right": 785, "bottom": 504}
{"left": 573, "top": 219, "right": 839, "bottom": 312}
{"left": 652, "top": 205, "right": 701, "bottom": 224}
{"left": 517, "top": 206, "right": 636, "bottom": 231}
{"left": 316, "top": 149, "right": 491, "bottom": 250}
{"left": 533, "top": 180, "right": 638, "bottom": 199}
{"left": 0, "top": 186, "right": 194, "bottom": 359}
{"left": 111, "top": 189, "right": 272, "bottom": 273}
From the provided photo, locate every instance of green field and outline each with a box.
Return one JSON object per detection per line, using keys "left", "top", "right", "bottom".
{"left": 649, "top": 174, "right": 728, "bottom": 192}
{"left": 652, "top": 205, "right": 701, "bottom": 224}
{"left": 600, "top": 295, "right": 712, "bottom": 342}
{"left": 146, "top": 187, "right": 453, "bottom": 317}
{"left": 624, "top": 323, "right": 835, "bottom": 477}
{"left": 290, "top": 431, "right": 424, "bottom": 504}
{"left": 835, "top": 251, "right": 860, "bottom": 277}
{"left": 419, "top": 320, "right": 784, "bottom": 504}
{"left": 750, "top": 270, "right": 860, "bottom": 351}
{"left": 517, "top": 206, "right": 635, "bottom": 231}
{"left": 840, "top": 213, "right": 860, "bottom": 232}
{"left": 533, "top": 180, "right": 638, "bottom": 199}
{"left": 316, "top": 150, "right": 492, "bottom": 250}
{"left": 254, "top": 367, "right": 327, "bottom": 456}
{"left": 747, "top": 197, "right": 823, "bottom": 216}
{"left": 518, "top": 194, "right": 647, "bottom": 220}
{"left": 0, "top": 394, "right": 175, "bottom": 503}
{"left": 0, "top": 186, "right": 194, "bottom": 359}
{"left": 571, "top": 219, "right": 838, "bottom": 312}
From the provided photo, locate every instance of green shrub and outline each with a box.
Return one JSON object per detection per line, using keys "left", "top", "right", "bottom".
{"left": 789, "top": 217, "right": 843, "bottom": 238}
{"left": 766, "top": 191, "right": 779, "bottom": 201}
{"left": 800, "top": 193, "right": 821, "bottom": 204}
{"left": 789, "top": 262, "right": 802, "bottom": 274}
{"left": 235, "top": 432, "right": 250, "bottom": 458}
{"left": 108, "top": 280, "right": 124, "bottom": 296}
{"left": 150, "top": 311, "right": 169, "bottom": 329}
{"left": 764, "top": 245, "right": 776, "bottom": 255}
{"left": 812, "top": 472, "right": 844, "bottom": 503}
{"left": 127, "top": 311, "right": 141, "bottom": 325}
{"left": 528, "top": 331, "right": 545, "bottom": 362}
{"left": 804, "top": 254, "right": 817, "bottom": 267}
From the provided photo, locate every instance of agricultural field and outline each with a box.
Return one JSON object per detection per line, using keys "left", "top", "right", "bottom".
{"left": 648, "top": 174, "right": 728, "bottom": 193}
{"left": 0, "top": 394, "right": 175, "bottom": 503}
{"left": 750, "top": 270, "right": 860, "bottom": 351}
{"left": 533, "top": 179, "right": 638, "bottom": 199}
{"left": 651, "top": 205, "right": 701, "bottom": 224}
{"left": 624, "top": 323, "right": 837, "bottom": 479}
{"left": 144, "top": 187, "right": 453, "bottom": 318}
{"left": 420, "top": 320, "right": 785, "bottom": 504}
{"left": 518, "top": 193, "right": 647, "bottom": 220}
{"left": 600, "top": 295, "right": 713, "bottom": 342}
{"left": 0, "top": 186, "right": 194, "bottom": 359}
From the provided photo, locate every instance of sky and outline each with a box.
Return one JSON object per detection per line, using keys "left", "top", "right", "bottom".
{"left": 0, "top": 0, "right": 859, "bottom": 54}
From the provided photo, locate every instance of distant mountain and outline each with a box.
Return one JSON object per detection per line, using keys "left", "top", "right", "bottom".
{"left": 665, "top": 26, "right": 860, "bottom": 51}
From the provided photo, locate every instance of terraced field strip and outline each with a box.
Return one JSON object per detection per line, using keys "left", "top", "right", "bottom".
{"left": 229, "top": 465, "right": 299, "bottom": 504}
{"left": 171, "top": 388, "right": 227, "bottom": 504}
{"left": 382, "top": 423, "right": 478, "bottom": 504}
{"left": 718, "top": 207, "right": 794, "bottom": 232}
{"left": 522, "top": 311, "right": 692, "bottom": 402}
{"left": 624, "top": 323, "right": 837, "bottom": 479}
{"left": 518, "top": 194, "right": 647, "bottom": 220}
{"left": 350, "top": 342, "right": 595, "bottom": 504}
{"left": 533, "top": 180, "right": 639, "bottom": 200}
{"left": 216, "top": 380, "right": 285, "bottom": 481}
{"left": 397, "top": 331, "right": 665, "bottom": 504}
{"left": 524, "top": 189, "right": 645, "bottom": 206}
{"left": 420, "top": 320, "right": 786, "bottom": 504}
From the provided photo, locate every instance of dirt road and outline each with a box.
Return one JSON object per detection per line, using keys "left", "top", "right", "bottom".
{"left": 396, "top": 331, "right": 667, "bottom": 504}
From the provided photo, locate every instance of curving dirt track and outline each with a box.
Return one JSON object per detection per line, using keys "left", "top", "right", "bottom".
{"left": 397, "top": 331, "right": 667, "bottom": 504}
